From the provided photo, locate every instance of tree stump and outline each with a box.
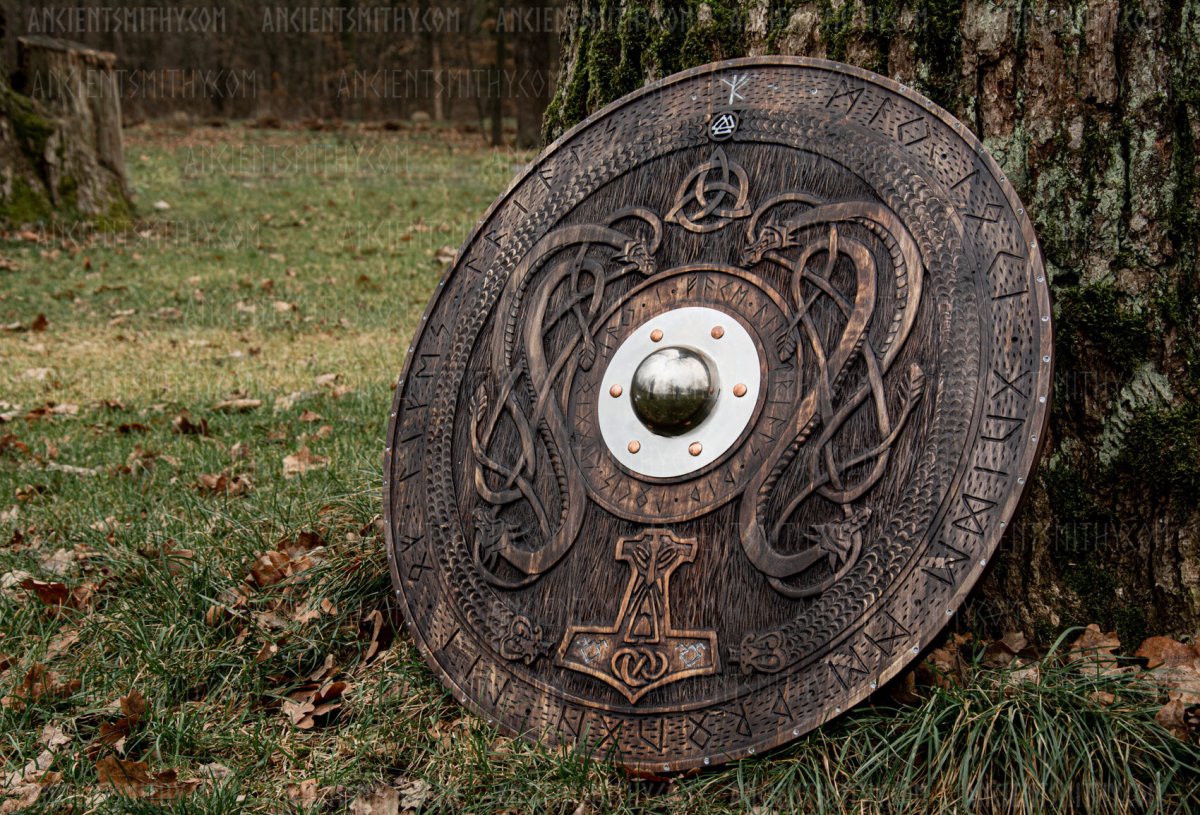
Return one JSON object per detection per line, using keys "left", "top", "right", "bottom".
{"left": 0, "top": 36, "right": 132, "bottom": 224}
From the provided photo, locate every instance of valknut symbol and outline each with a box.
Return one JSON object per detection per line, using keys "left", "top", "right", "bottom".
{"left": 556, "top": 530, "right": 717, "bottom": 703}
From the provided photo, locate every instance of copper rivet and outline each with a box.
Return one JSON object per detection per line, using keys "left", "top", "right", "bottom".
{"left": 711, "top": 325, "right": 725, "bottom": 339}
{"left": 688, "top": 442, "right": 703, "bottom": 456}
{"left": 732, "top": 383, "right": 747, "bottom": 397}
{"left": 609, "top": 384, "right": 623, "bottom": 398}
{"left": 650, "top": 328, "right": 663, "bottom": 342}
{"left": 628, "top": 440, "right": 641, "bottom": 454}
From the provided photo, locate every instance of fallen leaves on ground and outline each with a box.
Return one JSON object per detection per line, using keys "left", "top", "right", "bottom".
{"left": 88, "top": 689, "right": 149, "bottom": 758}
{"left": 213, "top": 396, "right": 263, "bottom": 412}
{"left": 1, "top": 663, "right": 81, "bottom": 709}
{"left": 361, "top": 608, "right": 395, "bottom": 663}
{"left": 1067, "top": 624, "right": 1123, "bottom": 675}
{"left": 24, "top": 402, "right": 79, "bottom": 421}
{"left": 287, "top": 778, "right": 321, "bottom": 807}
{"left": 196, "top": 471, "right": 254, "bottom": 497}
{"left": 171, "top": 410, "right": 209, "bottom": 435}
{"left": 398, "top": 778, "right": 432, "bottom": 811}
{"left": 0, "top": 434, "right": 29, "bottom": 456}
{"left": 95, "top": 755, "right": 200, "bottom": 801}
{"left": 350, "top": 786, "right": 400, "bottom": 815}
{"left": 1135, "top": 635, "right": 1200, "bottom": 739}
{"left": 20, "top": 578, "right": 94, "bottom": 612}
{"left": 0, "top": 749, "right": 60, "bottom": 813}
{"left": 283, "top": 677, "right": 350, "bottom": 729}
{"left": 283, "top": 446, "right": 329, "bottom": 477}
{"left": 247, "top": 530, "right": 327, "bottom": 588}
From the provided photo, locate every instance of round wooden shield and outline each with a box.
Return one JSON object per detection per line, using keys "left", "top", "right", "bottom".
{"left": 384, "top": 57, "right": 1052, "bottom": 772}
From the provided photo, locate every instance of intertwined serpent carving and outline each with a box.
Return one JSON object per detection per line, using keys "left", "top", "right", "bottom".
{"left": 468, "top": 146, "right": 929, "bottom": 603}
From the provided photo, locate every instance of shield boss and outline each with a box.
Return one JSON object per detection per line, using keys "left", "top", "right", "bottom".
{"left": 384, "top": 57, "right": 1052, "bottom": 771}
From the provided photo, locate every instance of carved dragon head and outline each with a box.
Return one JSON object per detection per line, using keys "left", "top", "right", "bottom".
{"left": 739, "top": 223, "right": 789, "bottom": 267}
{"left": 615, "top": 239, "right": 657, "bottom": 276}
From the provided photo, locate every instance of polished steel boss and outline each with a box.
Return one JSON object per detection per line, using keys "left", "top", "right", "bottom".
{"left": 384, "top": 57, "right": 1052, "bottom": 771}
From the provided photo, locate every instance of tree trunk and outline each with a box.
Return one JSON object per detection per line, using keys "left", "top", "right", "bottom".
{"left": 511, "top": 0, "right": 553, "bottom": 149}
{"left": 2, "top": 36, "right": 132, "bottom": 224}
{"left": 490, "top": 6, "right": 507, "bottom": 147}
{"left": 545, "top": 0, "right": 1200, "bottom": 644}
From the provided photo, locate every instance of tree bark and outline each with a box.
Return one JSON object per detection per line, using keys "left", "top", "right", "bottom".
{"left": 2, "top": 36, "right": 132, "bottom": 223}
{"left": 511, "top": 0, "right": 553, "bottom": 148}
{"left": 545, "top": 0, "right": 1200, "bottom": 644}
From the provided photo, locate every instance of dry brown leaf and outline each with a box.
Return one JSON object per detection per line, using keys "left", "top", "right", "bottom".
{"left": 39, "top": 722, "right": 71, "bottom": 751}
{"left": 20, "top": 578, "right": 93, "bottom": 612}
{"left": 282, "top": 446, "right": 329, "bottom": 477}
{"left": 982, "top": 631, "right": 1030, "bottom": 668}
{"left": 196, "top": 472, "right": 253, "bottom": 497}
{"left": 213, "top": 397, "right": 262, "bottom": 412}
{"left": 29, "top": 313, "right": 48, "bottom": 332}
{"left": 249, "top": 550, "right": 290, "bottom": 587}
{"left": 314, "top": 373, "right": 340, "bottom": 388}
{"left": 0, "top": 434, "right": 29, "bottom": 456}
{"left": 278, "top": 530, "right": 326, "bottom": 558}
{"left": 283, "top": 679, "right": 350, "bottom": 729}
{"left": 1136, "top": 635, "right": 1200, "bottom": 706}
{"left": 350, "top": 786, "right": 400, "bottom": 815}
{"left": 1156, "top": 699, "right": 1189, "bottom": 740}
{"left": 171, "top": 411, "right": 209, "bottom": 436}
{"left": 1, "top": 663, "right": 80, "bottom": 709}
{"left": 398, "top": 778, "right": 431, "bottom": 811}
{"left": 95, "top": 755, "right": 200, "bottom": 801}
{"left": 121, "top": 688, "right": 148, "bottom": 720}
{"left": 1067, "top": 624, "right": 1122, "bottom": 674}
{"left": 205, "top": 604, "right": 230, "bottom": 627}
{"left": 287, "top": 778, "right": 321, "bottom": 806}
{"left": 0, "top": 750, "right": 59, "bottom": 814}
{"left": 45, "top": 628, "right": 79, "bottom": 660}
{"left": 25, "top": 403, "right": 78, "bottom": 420}
{"left": 298, "top": 409, "right": 323, "bottom": 423}
{"left": 362, "top": 609, "right": 394, "bottom": 663}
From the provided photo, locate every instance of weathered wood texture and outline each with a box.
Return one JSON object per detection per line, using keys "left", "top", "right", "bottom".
{"left": 387, "top": 58, "right": 1051, "bottom": 769}
{"left": 1, "top": 36, "right": 132, "bottom": 224}
{"left": 545, "top": 0, "right": 1200, "bottom": 644}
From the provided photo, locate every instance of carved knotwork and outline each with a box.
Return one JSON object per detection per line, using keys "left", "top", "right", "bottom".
{"left": 736, "top": 197, "right": 927, "bottom": 598}
{"left": 470, "top": 208, "right": 663, "bottom": 589}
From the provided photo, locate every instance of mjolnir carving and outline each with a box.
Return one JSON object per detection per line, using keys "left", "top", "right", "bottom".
{"left": 385, "top": 57, "right": 1052, "bottom": 771}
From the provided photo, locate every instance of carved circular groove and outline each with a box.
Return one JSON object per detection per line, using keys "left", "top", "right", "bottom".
{"left": 385, "top": 56, "right": 1052, "bottom": 774}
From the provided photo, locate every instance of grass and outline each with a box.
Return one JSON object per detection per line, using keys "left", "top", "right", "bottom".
{"left": 2, "top": 122, "right": 1199, "bottom": 813}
